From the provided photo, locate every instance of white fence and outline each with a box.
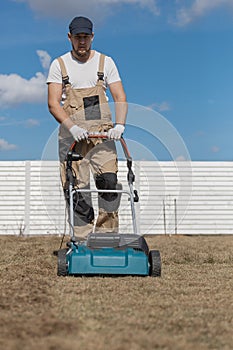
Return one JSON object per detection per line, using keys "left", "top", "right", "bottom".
{"left": 0, "top": 160, "right": 233, "bottom": 235}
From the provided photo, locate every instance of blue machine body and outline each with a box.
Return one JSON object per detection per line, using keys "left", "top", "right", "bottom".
{"left": 60, "top": 137, "right": 154, "bottom": 277}
{"left": 66, "top": 242, "right": 149, "bottom": 276}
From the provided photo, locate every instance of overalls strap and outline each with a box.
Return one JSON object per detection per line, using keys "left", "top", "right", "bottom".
{"left": 97, "top": 54, "right": 105, "bottom": 85}
{"left": 57, "top": 57, "right": 70, "bottom": 86}
{"left": 57, "top": 53, "right": 106, "bottom": 86}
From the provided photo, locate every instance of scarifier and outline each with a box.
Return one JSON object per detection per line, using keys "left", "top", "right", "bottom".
{"left": 56, "top": 134, "right": 161, "bottom": 277}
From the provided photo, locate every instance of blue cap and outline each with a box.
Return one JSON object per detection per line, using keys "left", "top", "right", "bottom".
{"left": 69, "top": 16, "right": 93, "bottom": 35}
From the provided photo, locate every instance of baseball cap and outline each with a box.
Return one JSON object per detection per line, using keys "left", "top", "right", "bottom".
{"left": 69, "top": 16, "right": 93, "bottom": 35}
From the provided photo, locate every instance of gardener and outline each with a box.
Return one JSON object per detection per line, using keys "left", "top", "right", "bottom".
{"left": 47, "top": 16, "right": 127, "bottom": 237}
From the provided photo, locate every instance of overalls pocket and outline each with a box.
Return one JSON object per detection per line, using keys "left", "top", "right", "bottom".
{"left": 83, "top": 95, "right": 101, "bottom": 120}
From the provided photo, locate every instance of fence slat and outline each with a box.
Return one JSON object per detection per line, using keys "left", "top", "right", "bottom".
{"left": 1, "top": 160, "right": 233, "bottom": 235}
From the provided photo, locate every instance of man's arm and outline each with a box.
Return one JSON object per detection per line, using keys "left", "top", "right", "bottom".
{"left": 109, "top": 81, "right": 128, "bottom": 125}
{"left": 47, "top": 82, "right": 88, "bottom": 140}
{"left": 47, "top": 82, "right": 74, "bottom": 129}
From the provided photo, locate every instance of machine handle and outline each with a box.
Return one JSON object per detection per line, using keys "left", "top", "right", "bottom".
{"left": 70, "top": 133, "right": 132, "bottom": 162}
{"left": 69, "top": 133, "right": 135, "bottom": 184}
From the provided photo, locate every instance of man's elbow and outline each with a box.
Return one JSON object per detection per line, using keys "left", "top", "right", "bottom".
{"left": 48, "top": 103, "right": 54, "bottom": 116}
{"left": 114, "top": 91, "right": 127, "bottom": 103}
{"left": 48, "top": 100, "right": 59, "bottom": 116}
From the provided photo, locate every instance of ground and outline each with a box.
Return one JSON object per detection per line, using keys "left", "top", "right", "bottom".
{"left": 0, "top": 235, "right": 232, "bottom": 350}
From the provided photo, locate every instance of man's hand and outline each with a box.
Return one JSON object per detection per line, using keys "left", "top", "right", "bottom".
{"left": 107, "top": 124, "right": 125, "bottom": 140}
{"left": 69, "top": 125, "right": 88, "bottom": 141}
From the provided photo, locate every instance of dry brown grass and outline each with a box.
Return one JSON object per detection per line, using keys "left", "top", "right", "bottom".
{"left": 0, "top": 235, "right": 232, "bottom": 350}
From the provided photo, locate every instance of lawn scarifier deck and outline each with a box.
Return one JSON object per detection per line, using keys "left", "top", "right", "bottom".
{"left": 57, "top": 134, "right": 161, "bottom": 277}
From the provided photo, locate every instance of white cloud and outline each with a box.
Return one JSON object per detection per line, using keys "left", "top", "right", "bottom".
{"left": 148, "top": 101, "right": 171, "bottom": 112}
{"left": 12, "top": 0, "right": 160, "bottom": 21}
{"left": 156, "top": 101, "right": 171, "bottom": 112}
{"left": 11, "top": 0, "right": 233, "bottom": 28}
{"left": 36, "top": 50, "right": 51, "bottom": 70}
{"left": 0, "top": 118, "right": 40, "bottom": 127}
{"left": 0, "top": 139, "right": 17, "bottom": 151}
{"left": 196, "top": 130, "right": 205, "bottom": 137}
{"left": 0, "top": 72, "right": 46, "bottom": 107}
{"left": 211, "top": 145, "right": 220, "bottom": 153}
{"left": 0, "top": 50, "right": 51, "bottom": 107}
{"left": 25, "top": 118, "right": 40, "bottom": 127}
{"left": 173, "top": 0, "right": 233, "bottom": 26}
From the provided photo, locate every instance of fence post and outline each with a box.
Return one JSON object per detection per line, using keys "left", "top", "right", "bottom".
{"left": 24, "top": 161, "right": 31, "bottom": 235}
{"left": 163, "top": 199, "right": 167, "bottom": 235}
{"left": 174, "top": 198, "right": 177, "bottom": 234}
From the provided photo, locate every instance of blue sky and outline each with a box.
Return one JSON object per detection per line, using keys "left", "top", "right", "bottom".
{"left": 1, "top": 0, "right": 233, "bottom": 161}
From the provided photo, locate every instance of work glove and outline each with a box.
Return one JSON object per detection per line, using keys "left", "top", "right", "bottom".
{"left": 69, "top": 125, "right": 88, "bottom": 141}
{"left": 107, "top": 124, "right": 125, "bottom": 140}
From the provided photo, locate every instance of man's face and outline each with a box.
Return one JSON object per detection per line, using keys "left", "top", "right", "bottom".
{"left": 69, "top": 33, "right": 94, "bottom": 59}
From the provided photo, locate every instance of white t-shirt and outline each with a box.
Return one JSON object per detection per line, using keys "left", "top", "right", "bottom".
{"left": 46, "top": 50, "right": 121, "bottom": 90}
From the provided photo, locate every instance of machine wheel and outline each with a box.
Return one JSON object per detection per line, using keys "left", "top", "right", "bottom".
{"left": 149, "top": 250, "right": 161, "bottom": 277}
{"left": 57, "top": 248, "right": 68, "bottom": 276}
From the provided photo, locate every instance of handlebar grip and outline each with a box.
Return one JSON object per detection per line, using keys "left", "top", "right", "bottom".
{"left": 88, "top": 132, "right": 108, "bottom": 139}
{"left": 69, "top": 134, "right": 132, "bottom": 161}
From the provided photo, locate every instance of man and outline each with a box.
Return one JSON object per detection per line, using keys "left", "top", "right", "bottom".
{"left": 47, "top": 16, "right": 127, "bottom": 237}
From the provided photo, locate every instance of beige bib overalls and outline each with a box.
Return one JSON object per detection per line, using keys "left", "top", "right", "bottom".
{"left": 58, "top": 53, "right": 120, "bottom": 236}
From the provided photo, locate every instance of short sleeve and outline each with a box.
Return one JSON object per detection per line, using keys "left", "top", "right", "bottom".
{"left": 105, "top": 56, "right": 121, "bottom": 86}
{"left": 46, "top": 59, "right": 63, "bottom": 84}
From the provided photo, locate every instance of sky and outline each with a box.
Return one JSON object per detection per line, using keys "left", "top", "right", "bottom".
{"left": 1, "top": 0, "right": 233, "bottom": 161}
